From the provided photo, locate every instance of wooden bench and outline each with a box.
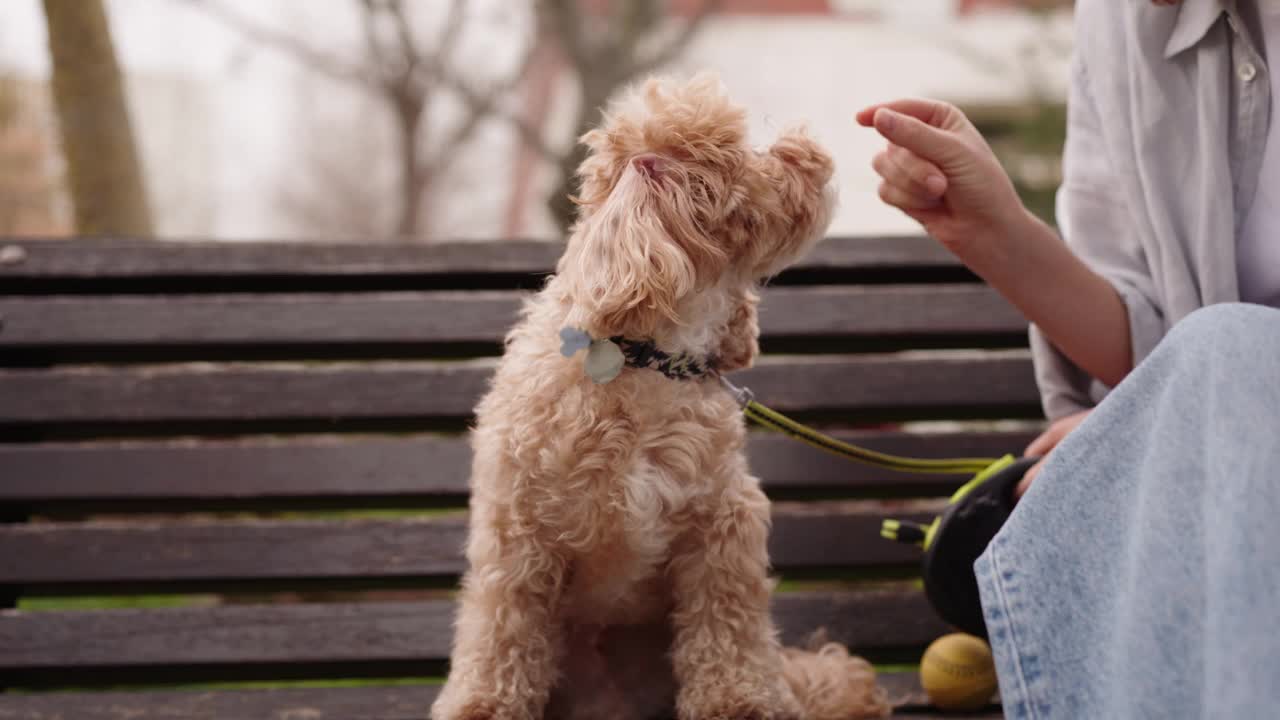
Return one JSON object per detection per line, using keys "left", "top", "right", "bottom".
{"left": 0, "top": 235, "right": 1039, "bottom": 719}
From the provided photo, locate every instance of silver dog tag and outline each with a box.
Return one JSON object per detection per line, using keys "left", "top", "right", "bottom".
{"left": 585, "top": 339, "right": 625, "bottom": 384}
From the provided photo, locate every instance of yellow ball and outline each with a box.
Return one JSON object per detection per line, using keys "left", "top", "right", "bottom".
{"left": 919, "top": 633, "right": 998, "bottom": 712}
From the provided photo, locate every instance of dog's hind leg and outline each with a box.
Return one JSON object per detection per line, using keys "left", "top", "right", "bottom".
{"left": 667, "top": 481, "right": 802, "bottom": 720}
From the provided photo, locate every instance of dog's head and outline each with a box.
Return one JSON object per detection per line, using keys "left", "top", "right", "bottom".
{"left": 557, "top": 73, "right": 836, "bottom": 342}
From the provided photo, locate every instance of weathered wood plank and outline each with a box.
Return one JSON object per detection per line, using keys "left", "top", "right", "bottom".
{"left": 757, "top": 285, "right": 1023, "bottom": 338}
{"left": 0, "top": 238, "right": 564, "bottom": 278}
{"left": 0, "top": 360, "right": 493, "bottom": 424}
{"left": 0, "top": 236, "right": 957, "bottom": 280}
{"left": 0, "top": 676, "right": 990, "bottom": 720}
{"left": 0, "top": 599, "right": 456, "bottom": 672}
{"left": 0, "top": 673, "right": 999, "bottom": 720}
{"left": 0, "top": 352, "right": 1039, "bottom": 425}
{"left": 0, "top": 436, "right": 472, "bottom": 502}
{"left": 0, "top": 685, "right": 443, "bottom": 720}
{"left": 739, "top": 352, "right": 1035, "bottom": 414}
{"left": 0, "top": 285, "right": 1024, "bottom": 347}
{"left": 747, "top": 429, "right": 1037, "bottom": 494}
{"left": 0, "top": 291, "right": 521, "bottom": 347}
{"left": 0, "top": 430, "right": 1037, "bottom": 503}
{"left": 0, "top": 590, "right": 950, "bottom": 679}
{"left": 0, "top": 502, "right": 939, "bottom": 587}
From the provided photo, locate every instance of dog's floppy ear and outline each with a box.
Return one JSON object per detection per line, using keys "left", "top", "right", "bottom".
{"left": 715, "top": 287, "right": 760, "bottom": 372}
{"left": 747, "top": 127, "right": 836, "bottom": 277}
{"left": 766, "top": 127, "right": 834, "bottom": 189}
{"left": 558, "top": 169, "right": 698, "bottom": 339}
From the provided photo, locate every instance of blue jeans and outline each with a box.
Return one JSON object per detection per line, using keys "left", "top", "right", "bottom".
{"left": 975, "top": 303, "right": 1280, "bottom": 719}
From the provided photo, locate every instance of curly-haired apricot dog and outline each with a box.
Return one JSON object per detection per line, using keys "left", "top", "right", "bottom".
{"left": 432, "top": 74, "right": 890, "bottom": 720}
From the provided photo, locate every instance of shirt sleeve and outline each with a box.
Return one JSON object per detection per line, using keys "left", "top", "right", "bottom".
{"left": 1030, "top": 47, "right": 1167, "bottom": 420}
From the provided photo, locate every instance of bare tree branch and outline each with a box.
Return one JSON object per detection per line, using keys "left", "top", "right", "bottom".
{"left": 180, "top": 0, "right": 376, "bottom": 87}
{"left": 356, "top": 0, "right": 395, "bottom": 86}
{"left": 184, "top": 0, "right": 525, "bottom": 240}
{"left": 426, "top": 37, "right": 544, "bottom": 177}
{"left": 520, "top": 0, "right": 721, "bottom": 232}
{"left": 504, "top": 107, "right": 564, "bottom": 163}
{"left": 443, "top": 81, "right": 560, "bottom": 164}
{"left": 387, "top": 0, "right": 422, "bottom": 62}
{"left": 539, "top": 0, "right": 593, "bottom": 71}
{"left": 379, "top": 0, "right": 428, "bottom": 88}
{"left": 627, "top": 0, "right": 720, "bottom": 78}
{"left": 610, "top": 0, "right": 662, "bottom": 68}
{"left": 425, "top": 0, "right": 467, "bottom": 82}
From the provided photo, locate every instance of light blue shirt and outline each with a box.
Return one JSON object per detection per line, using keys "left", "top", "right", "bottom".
{"left": 1032, "top": 0, "right": 1273, "bottom": 418}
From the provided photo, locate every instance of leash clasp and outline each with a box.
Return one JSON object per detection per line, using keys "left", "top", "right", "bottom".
{"left": 717, "top": 374, "right": 755, "bottom": 409}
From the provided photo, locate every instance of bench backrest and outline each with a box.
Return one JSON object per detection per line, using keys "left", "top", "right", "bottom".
{"left": 0, "top": 236, "right": 1038, "bottom": 705}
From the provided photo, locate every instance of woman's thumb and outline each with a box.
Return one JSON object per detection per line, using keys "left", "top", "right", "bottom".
{"left": 872, "top": 108, "right": 965, "bottom": 168}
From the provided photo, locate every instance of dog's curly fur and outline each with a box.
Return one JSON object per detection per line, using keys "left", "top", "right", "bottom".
{"left": 432, "top": 74, "right": 891, "bottom": 720}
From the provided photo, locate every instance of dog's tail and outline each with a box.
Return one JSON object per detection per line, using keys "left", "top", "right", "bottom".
{"left": 780, "top": 636, "right": 893, "bottom": 719}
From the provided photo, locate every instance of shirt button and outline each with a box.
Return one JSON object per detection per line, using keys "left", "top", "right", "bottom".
{"left": 1240, "top": 62, "right": 1259, "bottom": 82}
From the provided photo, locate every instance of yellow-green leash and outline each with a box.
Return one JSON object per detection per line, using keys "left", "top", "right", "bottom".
{"left": 716, "top": 374, "right": 1019, "bottom": 548}
{"left": 717, "top": 375, "right": 1000, "bottom": 475}
{"left": 715, "top": 375, "right": 1036, "bottom": 641}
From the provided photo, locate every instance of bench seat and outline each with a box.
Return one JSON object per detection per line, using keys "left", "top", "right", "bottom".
{"left": 0, "top": 236, "right": 1029, "bottom": 718}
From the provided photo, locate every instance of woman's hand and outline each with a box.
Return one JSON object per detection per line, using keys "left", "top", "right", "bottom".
{"left": 855, "top": 98, "right": 1033, "bottom": 262}
{"left": 857, "top": 98, "right": 1135, "bottom": 388}
{"left": 1017, "top": 409, "right": 1092, "bottom": 497}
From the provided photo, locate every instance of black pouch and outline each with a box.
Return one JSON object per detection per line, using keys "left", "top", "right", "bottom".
{"left": 882, "top": 455, "right": 1040, "bottom": 639}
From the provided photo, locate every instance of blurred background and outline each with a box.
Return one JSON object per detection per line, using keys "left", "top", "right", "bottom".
{"left": 0, "top": 0, "right": 1073, "bottom": 244}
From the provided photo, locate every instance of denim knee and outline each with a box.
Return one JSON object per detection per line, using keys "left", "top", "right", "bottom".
{"left": 1163, "top": 302, "right": 1277, "bottom": 351}
{"left": 1155, "top": 302, "right": 1280, "bottom": 379}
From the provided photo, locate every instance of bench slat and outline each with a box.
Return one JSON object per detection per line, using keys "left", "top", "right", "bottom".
{"left": 0, "top": 673, "right": 994, "bottom": 720}
{"left": 0, "top": 430, "right": 1037, "bottom": 504}
{"left": 0, "top": 502, "right": 939, "bottom": 587}
{"left": 0, "top": 353, "right": 1038, "bottom": 425}
{"left": 0, "top": 599, "right": 456, "bottom": 672}
{"left": 0, "top": 590, "right": 948, "bottom": 681}
{"left": 0, "top": 236, "right": 957, "bottom": 280}
{"left": 0, "top": 285, "right": 1024, "bottom": 347}
{"left": 0, "top": 685, "right": 440, "bottom": 720}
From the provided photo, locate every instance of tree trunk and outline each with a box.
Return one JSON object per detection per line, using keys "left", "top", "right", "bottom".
{"left": 392, "top": 94, "right": 426, "bottom": 240}
{"left": 42, "top": 0, "right": 153, "bottom": 237}
{"left": 547, "top": 140, "right": 587, "bottom": 235}
{"left": 547, "top": 76, "right": 614, "bottom": 234}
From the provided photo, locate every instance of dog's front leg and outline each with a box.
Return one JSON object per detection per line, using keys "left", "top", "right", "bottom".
{"left": 431, "top": 535, "right": 568, "bottom": 720}
{"left": 668, "top": 484, "right": 802, "bottom": 720}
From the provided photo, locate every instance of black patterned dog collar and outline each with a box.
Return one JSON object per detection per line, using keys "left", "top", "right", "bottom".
{"left": 609, "top": 336, "right": 717, "bottom": 381}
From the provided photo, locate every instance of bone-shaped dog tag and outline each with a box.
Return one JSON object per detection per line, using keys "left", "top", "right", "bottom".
{"left": 559, "top": 327, "right": 592, "bottom": 357}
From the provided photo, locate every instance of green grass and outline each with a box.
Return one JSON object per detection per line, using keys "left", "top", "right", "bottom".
{"left": 774, "top": 573, "right": 924, "bottom": 593}
{"left": 18, "top": 594, "right": 220, "bottom": 611}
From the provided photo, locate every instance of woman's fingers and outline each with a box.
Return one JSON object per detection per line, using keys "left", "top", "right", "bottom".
{"left": 1017, "top": 409, "right": 1094, "bottom": 498}
{"left": 1025, "top": 409, "right": 1092, "bottom": 456}
{"left": 877, "top": 180, "right": 941, "bottom": 211}
{"left": 871, "top": 146, "right": 946, "bottom": 211}
{"left": 887, "top": 144, "right": 947, "bottom": 196}
{"left": 866, "top": 107, "right": 970, "bottom": 170}
{"left": 1024, "top": 424, "right": 1065, "bottom": 457}
{"left": 856, "top": 98, "right": 959, "bottom": 129}
{"left": 1015, "top": 458, "right": 1044, "bottom": 498}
